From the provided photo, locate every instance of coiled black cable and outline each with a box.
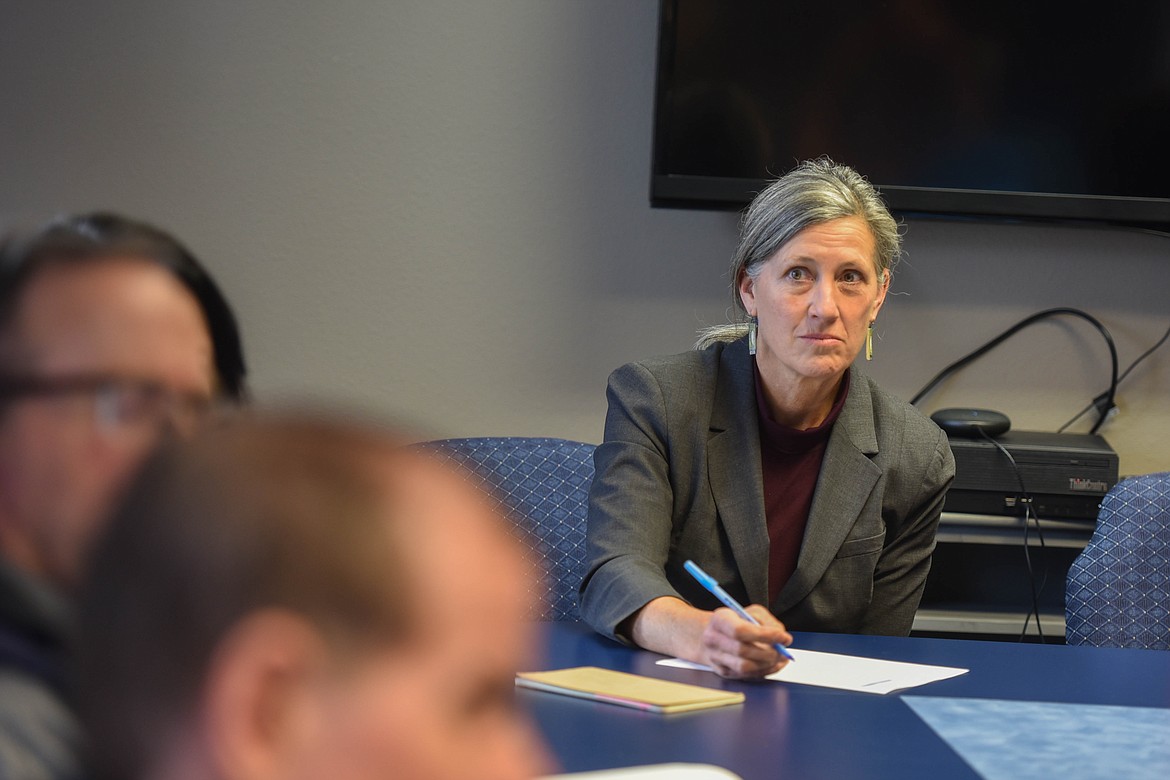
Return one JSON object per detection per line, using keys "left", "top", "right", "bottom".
{"left": 910, "top": 308, "right": 1119, "bottom": 435}
{"left": 1058, "top": 320, "right": 1170, "bottom": 432}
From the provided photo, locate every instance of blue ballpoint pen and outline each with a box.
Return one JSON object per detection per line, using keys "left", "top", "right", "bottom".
{"left": 684, "top": 559, "right": 796, "bottom": 663}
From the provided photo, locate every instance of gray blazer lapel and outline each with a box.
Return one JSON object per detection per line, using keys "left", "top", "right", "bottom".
{"left": 706, "top": 340, "right": 770, "bottom": 605}
{"left": 773, "top": 368, "right": 882, "bottom": 614}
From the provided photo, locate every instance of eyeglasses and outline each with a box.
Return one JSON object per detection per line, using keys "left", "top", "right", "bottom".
{"left": 0, "top": 374, "right": 228, "bottom": 437}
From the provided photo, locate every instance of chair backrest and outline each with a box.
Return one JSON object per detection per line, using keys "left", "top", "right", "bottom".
{"left": 420, "top": 437, "right": 595, "bottom": 622}
{"left": 1066, "top": 471, "right": 1170, "bottom": 649}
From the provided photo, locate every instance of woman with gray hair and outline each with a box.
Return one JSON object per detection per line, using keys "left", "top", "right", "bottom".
{"left": 579, "top": 158, "right": 955, "bottom": 679}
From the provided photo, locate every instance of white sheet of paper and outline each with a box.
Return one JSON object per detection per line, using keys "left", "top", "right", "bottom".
{"left": 657, "top": 649, "right": 968, "bottom": 694}
{"left": 543, "top": 764, "right": 742, "bottom": 779}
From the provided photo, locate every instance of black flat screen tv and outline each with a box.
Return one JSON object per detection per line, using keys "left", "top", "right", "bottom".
{"left": 652, "top": 0, "right": 1170, "bottom": 228}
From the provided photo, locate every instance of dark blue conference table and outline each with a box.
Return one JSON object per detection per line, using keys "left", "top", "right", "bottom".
{"left": 523, "top": 622, "right": 1170, "bottom": 779}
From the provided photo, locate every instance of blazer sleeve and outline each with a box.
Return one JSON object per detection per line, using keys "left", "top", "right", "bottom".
{"left": 860, "top": 424, "right": 956, "bottom": 634}
{"left": 578, "top": 361, "right": 686, "bottom": 642}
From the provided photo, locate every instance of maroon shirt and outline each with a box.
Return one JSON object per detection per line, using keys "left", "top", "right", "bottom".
{"left": 754, "top": 366, "right": 851, "bottom": 604}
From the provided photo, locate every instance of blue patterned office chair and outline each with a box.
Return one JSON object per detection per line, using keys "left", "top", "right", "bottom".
{"left": 1066, "top": 472, "right": 1170, "bottom": 649}
{"left": 420, "top": 437, "right": 595, "bottom": 622}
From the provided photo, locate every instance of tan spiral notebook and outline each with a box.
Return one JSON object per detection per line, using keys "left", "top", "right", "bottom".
{"left": 516, "top": 666, "right": 744, "bottom": 714}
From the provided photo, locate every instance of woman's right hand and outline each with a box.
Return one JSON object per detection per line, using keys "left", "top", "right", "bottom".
{"left": 626, "top": 597, "right": 792, "bottom": 679}
{"left": 697, "top": 604, "right": 792, "bottom": 679}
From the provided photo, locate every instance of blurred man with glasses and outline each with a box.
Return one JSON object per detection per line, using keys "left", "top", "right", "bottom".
{"left": 0, "top": 213, "right": 246, "bottom": 779}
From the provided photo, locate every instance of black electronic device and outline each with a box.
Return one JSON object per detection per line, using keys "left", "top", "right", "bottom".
{"left": 942, "top": 430, "right": 1118, "bottom": 522}
{"left": 652, "top": 0, "right": 1170, "bottom": 228}
{"left": 931, "top": 408, "right": 1011, "bottom": 439}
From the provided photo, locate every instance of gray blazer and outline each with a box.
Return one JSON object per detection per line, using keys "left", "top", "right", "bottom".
{"left": 579, "top": 337, "right": 955, "bottom": 640}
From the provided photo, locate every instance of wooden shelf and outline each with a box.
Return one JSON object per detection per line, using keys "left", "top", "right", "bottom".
{"left": 915, "top": 512, "right": 1092, "bottom": 642}
{"left": 913, "top": 608, "right": 1064, "bottom": 638}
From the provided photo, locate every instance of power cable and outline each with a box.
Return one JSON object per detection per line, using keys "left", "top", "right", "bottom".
{"left": 977, "top": 428, "right": 1048, "bottom": 643}
{"left": 910, "top": 308, "right": 1119, "bottom": 435}
{"left": 1058, "top": 320, "right": 1170, "bottom": 432}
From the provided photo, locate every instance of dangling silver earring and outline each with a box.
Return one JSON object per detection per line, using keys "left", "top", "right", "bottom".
{"left": 865, "top": 322, "right": 874, "bottom": 361}
{"left": 747, "top": 315, "right": 758, "bottom": 356}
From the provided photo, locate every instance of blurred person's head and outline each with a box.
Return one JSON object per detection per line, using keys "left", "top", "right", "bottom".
{"left": 77, "top": 413, "right": 549, "bottom": 780}
{"left": 0, "top": 212, "right": 245, "bottom": 590}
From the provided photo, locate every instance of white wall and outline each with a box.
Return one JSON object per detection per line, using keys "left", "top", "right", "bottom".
{"left": 2, "top": 1, "right": 1167, "bottom": 474}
